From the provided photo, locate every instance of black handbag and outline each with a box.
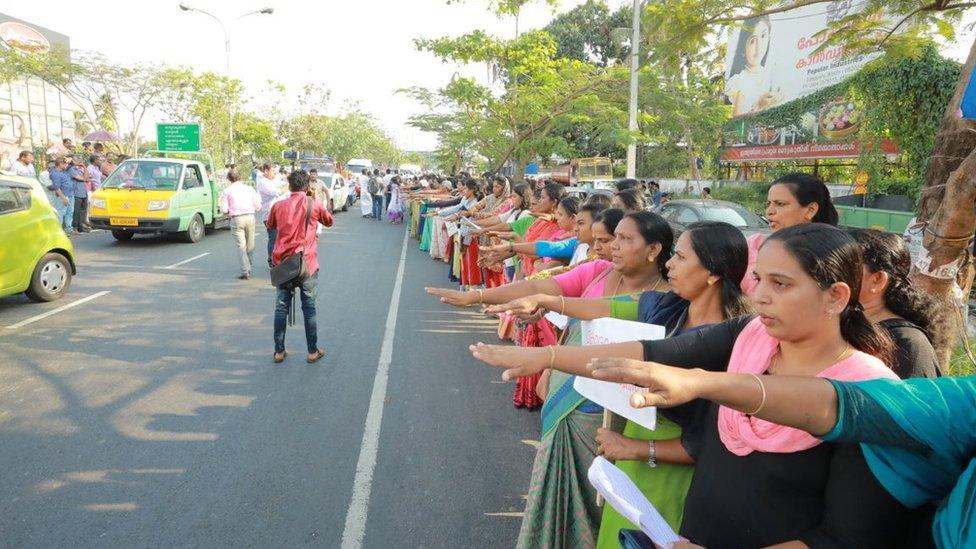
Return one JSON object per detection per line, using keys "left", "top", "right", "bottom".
{"left": 270, "top": 196, "right": 312, "bottom": 289}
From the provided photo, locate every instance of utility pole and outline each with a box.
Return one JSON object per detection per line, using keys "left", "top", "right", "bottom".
{"left": 178, "top": 4, "right": 273, "bottom": 163}
{"left": 626, "top": 0, "right": 641, "bottom": 179}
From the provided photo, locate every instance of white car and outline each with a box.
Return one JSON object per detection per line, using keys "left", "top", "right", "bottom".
{"left": 321, "top": 174, "right": 349, "bottom": 213}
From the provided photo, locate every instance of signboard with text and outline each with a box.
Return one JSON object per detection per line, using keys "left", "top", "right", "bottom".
{"left": 720, "top": 1, "right": 899, "bottom": 163}
{"left": 156, "top": 123, "right": 201, "bottom": 152}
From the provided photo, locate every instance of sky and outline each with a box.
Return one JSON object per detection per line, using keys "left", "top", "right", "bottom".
{"left": 5, "top": 1, "right": 974, "bottom": 152}
{"left": 4, "top": 0, "right": 589, "bottom": 151}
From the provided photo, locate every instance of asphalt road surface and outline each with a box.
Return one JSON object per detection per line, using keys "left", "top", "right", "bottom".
{"left": 0, "top": 208, "right": 538, "bottom": 548}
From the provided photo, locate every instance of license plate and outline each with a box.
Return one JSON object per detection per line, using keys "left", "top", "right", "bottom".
{"left": 110, "top": 217, "right": 139, "bottom": 227}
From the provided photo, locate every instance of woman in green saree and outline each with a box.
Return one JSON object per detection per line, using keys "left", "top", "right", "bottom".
{"left": 481, "top": 222, "right": 751, "bottom": 545}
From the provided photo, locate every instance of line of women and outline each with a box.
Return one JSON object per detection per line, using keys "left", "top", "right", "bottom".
{"left": 420, "top": 172, "right": 968, "bottom": 548}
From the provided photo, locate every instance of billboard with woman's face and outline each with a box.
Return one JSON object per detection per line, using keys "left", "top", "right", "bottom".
{"left": 720, "top": 1, "right": 898, "bottom": 162}
{"left": 723, "top": 1, "right": 881, "bottom": 118}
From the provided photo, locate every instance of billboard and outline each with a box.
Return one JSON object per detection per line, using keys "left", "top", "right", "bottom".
{"left": 720, "top": 1, "right": 897, "bottom": 162}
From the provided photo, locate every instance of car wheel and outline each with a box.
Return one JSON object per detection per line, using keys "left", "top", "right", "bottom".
{"left": 341, "top": 198, "right": 349, "bottom": 212}
{"left": 25, "top": 253, "right": 72, "bottom": 302}
{"left": 111, "top": 230, "right": 134, "bottom": 241}
{"left": 182, "top": 214, "right": 204, "bottom": 243}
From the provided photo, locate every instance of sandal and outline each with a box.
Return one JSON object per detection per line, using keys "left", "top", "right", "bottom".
{"left": 307, "top": 349, "right": 325, "bottom": 364}
{"left": 273, "top": 351, "right": 287, "bottom": 363}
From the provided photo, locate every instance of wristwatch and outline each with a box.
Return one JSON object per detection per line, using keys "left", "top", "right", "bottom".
{"left": 647, "top": 440, "right": 657, "bottom": 468}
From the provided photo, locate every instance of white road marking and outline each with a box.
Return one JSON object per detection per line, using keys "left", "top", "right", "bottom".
{"left": 5, "top": 291, "right": 111, "bottom": 330}
{"left": 340, "top": 229, "right": 409, "bottom": 549}
{"left": 484, "top": 512, "right": 525, "bottom": 518}
{"left": 160, "top": 252, "right": 210, "bottom": 270}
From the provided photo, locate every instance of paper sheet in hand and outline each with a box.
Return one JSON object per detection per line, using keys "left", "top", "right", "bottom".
{"left": 445, "top": 221, "right": 459, "bottom": 237}
{"left": 544, "top": 311, "right": 569, "bottom": 330}
{"left": 460, "top": 216, "right": 482, "bottom": 230}
{"left": 573, "top": 318, "right": 664, "bottom": 429}
{"left": 588, "top": 457, "right": 681, "bottom": 547}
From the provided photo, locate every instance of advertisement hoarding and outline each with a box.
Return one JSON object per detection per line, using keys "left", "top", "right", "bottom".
{"left": 720, "top": 1, "right": 898, "bottom": 162}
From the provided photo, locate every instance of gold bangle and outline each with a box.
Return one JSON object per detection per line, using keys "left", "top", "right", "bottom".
{"left": 746, "top": 374, "right": 767, "bottom": 416}
{"left": 477, "top": 289, "right": 484, "bottom": 304}
{"left": 547, "top": 345, "right": 556, "bottom": 369}
{"left": 560, "top": 296, "right": 566, "bottom": 315}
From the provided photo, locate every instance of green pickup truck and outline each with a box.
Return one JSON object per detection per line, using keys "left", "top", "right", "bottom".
{"left": 89, "top": 151, "right": 230, "bottom": 242}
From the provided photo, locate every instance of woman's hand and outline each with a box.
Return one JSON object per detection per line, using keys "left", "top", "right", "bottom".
{"left": 425, "top": 287, "right": 477, "bottom": 307}
{"left": 486, "top": 294, "right": 551, "bottom": 320}
{"left": 469, "top": 342, "right": 549, "bottom": 380}
{"left": 587, "top": 358, "right": 704, "bottom": 409}
{"left": 596, "top": 428, "right": 644, "bottom": 461}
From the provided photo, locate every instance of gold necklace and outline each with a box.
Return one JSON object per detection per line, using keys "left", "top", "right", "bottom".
{"left": 612, "top": 272, "right": 664, "bottom": 297}
{"left": 768, "top": 343, "right": 852, "bottom": 375}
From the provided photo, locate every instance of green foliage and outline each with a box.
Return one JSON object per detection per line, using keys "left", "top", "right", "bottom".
{"left": 446, "top": 0, "right": 558, "bottom": 17}
{"left": 711, "top": 182, "right": 770, "bottom": 214}
{"left": 279, "top": 110, "right": 401, "bottom": 166}
{"left": 543, "top": 0, "right": 630, "bottom": 67}
{"left": 408, "top": 29, "right": 630, "bottom": 176}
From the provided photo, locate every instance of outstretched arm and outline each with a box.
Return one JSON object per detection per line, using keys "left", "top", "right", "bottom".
{"left": 587, "top": 361, "right": 840, "bottom": 437}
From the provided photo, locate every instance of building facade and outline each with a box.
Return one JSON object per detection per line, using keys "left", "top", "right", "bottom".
{"left": 0, "top": 12, "right": 77, "bottom": 166}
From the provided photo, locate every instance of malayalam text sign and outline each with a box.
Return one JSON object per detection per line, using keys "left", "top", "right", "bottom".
{"left": 157, "top": 123, "right": 201, "bottom": 152}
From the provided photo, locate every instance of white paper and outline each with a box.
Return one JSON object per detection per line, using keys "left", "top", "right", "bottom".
{"left": 588, "top": 457, "right": 681, "bottom": 547}
{"left": 574, "top": 318, "right": 664, "bottom": 430}
{"left": 445, "top": 221, "right": 459, "bottom": 237}
{"left": 544, "top": 311, "right": 569, "bottom": 330}
{"left": 460, "top": 216, "right": 482, "bottom": 230}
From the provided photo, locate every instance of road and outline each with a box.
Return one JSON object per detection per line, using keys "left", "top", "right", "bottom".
{"left": 0, "top": 209, "right": 538, "bottom": 547}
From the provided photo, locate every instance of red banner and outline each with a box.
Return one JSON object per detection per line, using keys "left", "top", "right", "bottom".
{"left": 721, "top": 139, "right": 898, "bottom": 162}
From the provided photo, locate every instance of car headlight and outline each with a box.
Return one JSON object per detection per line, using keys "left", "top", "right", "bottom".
{"left": 90, "top": 198, "right": 106, "bottom": 209}
{"left": 147, "top": 200, "right": 169, "bottom": 211}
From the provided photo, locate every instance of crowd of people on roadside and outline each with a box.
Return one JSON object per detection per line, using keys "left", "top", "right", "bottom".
{"left": 6, "top": 139, "right": 121, "bottom": 235}
{"left": 393, "top": 171, "right": 973, "bottom": 548}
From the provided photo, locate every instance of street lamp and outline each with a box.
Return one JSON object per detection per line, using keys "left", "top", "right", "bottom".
{"left": 178, "top": 3, "right": 274, "bottom": 162}
{"left": 626, "top": 0, "right": 641, "bottom": 179}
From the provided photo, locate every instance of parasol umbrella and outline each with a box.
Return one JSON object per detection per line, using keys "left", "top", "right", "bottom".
{"left": 83, "top": 130, "right": 120, "bottom": 142}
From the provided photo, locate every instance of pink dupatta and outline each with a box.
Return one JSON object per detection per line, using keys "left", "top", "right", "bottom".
{"left": 717, "top": 317, "right": 898, "bottom": 456}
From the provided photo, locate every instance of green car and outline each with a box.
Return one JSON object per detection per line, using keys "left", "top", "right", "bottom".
{"left": 0, "top": 174, "right": 76, "bottom": 302}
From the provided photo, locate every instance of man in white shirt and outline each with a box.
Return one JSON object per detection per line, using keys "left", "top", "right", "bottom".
{"left": 256, "top": 163, "right": 286, "bottom": 267}
{"left": 9, "top": 150, "right": 36, "bottom": 178}
{"left": 218, "top": 168, "right": 262, "bottom": 279}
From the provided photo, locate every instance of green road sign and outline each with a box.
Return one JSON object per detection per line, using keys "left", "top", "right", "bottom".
{"left": 156, "top": 123, "right": 201, "bottom": 152}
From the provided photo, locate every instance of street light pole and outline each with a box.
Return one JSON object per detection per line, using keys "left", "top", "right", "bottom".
{"left": 626, "top": 0, "right": 641, "bottom": 179}
{"left": 178, "top": 4, "right": 273, "bottom": 163}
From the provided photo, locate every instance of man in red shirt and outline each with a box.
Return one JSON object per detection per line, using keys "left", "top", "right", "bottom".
{"left": 266, "top": 170, "right": 333, "bottom": 363}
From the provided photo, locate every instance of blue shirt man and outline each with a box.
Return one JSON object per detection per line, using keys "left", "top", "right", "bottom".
{"left": 69, "top": 164, "right": 88, "bottom": 198}
{"left": 50, "top": 168, "right": 74, "bottom": 198}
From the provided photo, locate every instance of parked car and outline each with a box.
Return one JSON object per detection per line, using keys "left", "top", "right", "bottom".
{"left": 321, "top": 174, "right": 349, "bottom": 213}
{"left": 655, "top": 199, "right": 770, "bottom": 239}
{"left": 0, "top": 174, "right": 76, "bottom": 302}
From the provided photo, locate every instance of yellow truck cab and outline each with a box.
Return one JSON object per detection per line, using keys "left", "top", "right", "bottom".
{"left": 89, "top": 151, "right": 228, "bottom": 243}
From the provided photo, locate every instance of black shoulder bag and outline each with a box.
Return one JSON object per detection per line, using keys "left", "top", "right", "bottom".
{"left": 269, "top": 196, "right": 312, "bottom": 289}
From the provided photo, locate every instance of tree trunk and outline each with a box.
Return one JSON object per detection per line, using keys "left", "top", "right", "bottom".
{"left": 514, "top": 156, "right": 530, "bottom": 184}
{"left": 684, "top": 129, "right": 701, "bottom": 181}
{"left": 911, "top": 36, "right": 976, "bottom": 371}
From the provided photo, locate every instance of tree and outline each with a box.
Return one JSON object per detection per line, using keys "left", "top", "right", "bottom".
{"left": 413, "top": 30, "right": 631, "bottom": 178}
{"left": 542, "top": 0, "right": 631, "bottom": 66}
{"left": 0, "top": 47, "right": 174, "bottom": 154}
{"left": 156, "top": 67, "right": 246, "bottom": 163}
{"left": 647, "top": 0, "right": 976, "bottom": 367}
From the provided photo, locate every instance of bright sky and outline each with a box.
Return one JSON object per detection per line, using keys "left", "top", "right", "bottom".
{"left": 6, "top": 2, "right": 974, "bottom": 152}
{"left": 5, "top": 0, "right": 590, "bottom": 151}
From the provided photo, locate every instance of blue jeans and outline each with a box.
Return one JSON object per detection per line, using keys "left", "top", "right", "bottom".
{"left": 371, "top": 195, "right": 383, "bottom": 219}
{"left": 266, "top": 228, "right": 277, "bottom": 267}
{"left": 273, "top": 272, "right": 319, "bottom": 354}
{"left": 58, "top": 198, "right": 74, "bottom": 231}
